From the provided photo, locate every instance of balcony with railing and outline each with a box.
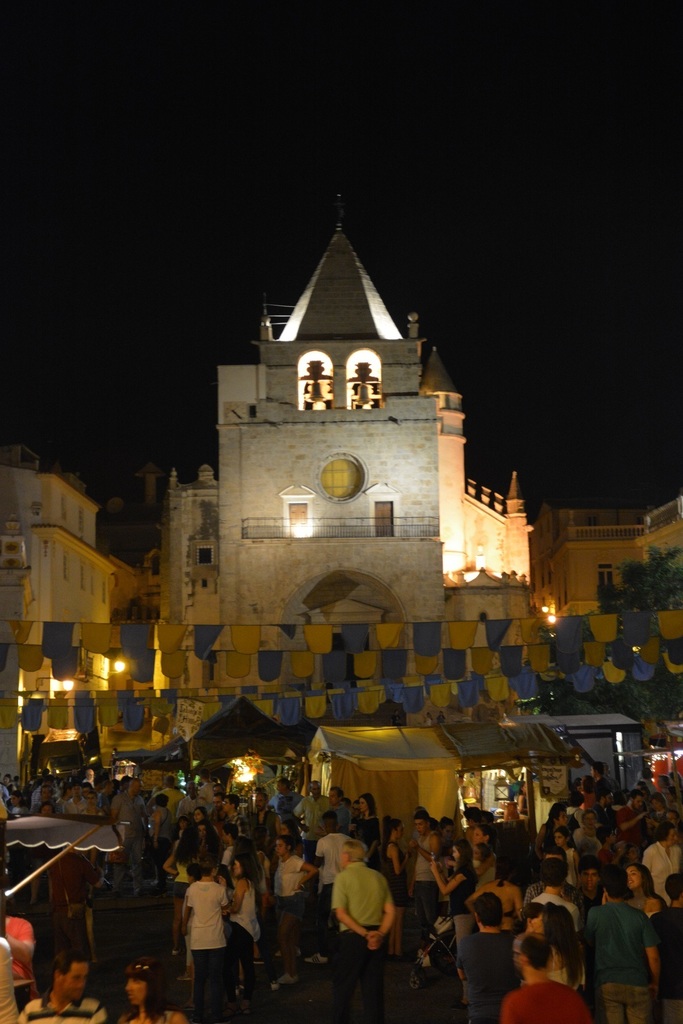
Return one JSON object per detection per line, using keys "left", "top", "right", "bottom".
{"left": 565, "top": 525, "right": 645, "bottom": 541}
{"left": 241, "top": 516, "right": 440, "bottom": 540}
{"left": 645, "top": 494, "right": 683, "bottom": 532}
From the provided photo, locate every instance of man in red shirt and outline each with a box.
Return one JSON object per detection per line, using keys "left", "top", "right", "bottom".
{"left": 616, "top": 790, "right": 648, "bottom": 849}
{"left": 500, "top": 934, "right": 592, "bottom": 1024}
{"left": 48, "top": 850, "right": 104, "bottom": 957}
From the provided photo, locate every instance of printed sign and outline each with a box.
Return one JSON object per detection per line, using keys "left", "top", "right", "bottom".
{"left": 175, "top": 698, "right": 204, "bottom": 740}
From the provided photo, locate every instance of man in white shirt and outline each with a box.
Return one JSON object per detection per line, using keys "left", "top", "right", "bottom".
{"left": 533, "top": 856, "right": 582, "bottom": 931}
{"left": 176, "top": 780, "right": 203, "bottom": 821}
{"left": 305, "top": 810, "right": 348, "bottom": 965}
{"left": 643, "top": 820, "right": 682, "bottom": 905}
{"left": 63, "top": 782, "right": 87, "bottom": 815}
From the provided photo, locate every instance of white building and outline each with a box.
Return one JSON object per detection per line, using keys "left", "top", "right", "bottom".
{"left": 162, "top": 225, "right": 531, "bottom": 700}
{"left": 0, "top": 445, "right": 118, "bottom": 773}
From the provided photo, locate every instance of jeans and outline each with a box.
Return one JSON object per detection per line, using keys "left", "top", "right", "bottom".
{"left": 192, "top": 946, "right": 225, "bottom": 1022}
{"left": 316, "top": 883, "right": 334, "bottom": 957}
{"left": 596, "top": 983, "right": 653, "bottom": 1024}
{"left": 112, "top": 835, "right": 145, "bottom": 896}
{"left": 412, "top": 880, "right": 439, "bottom": 940}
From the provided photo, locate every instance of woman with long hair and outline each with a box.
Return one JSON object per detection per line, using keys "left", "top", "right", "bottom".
{"left": 381, "top": 817, "right": 410, "bottom": 959}
{"left": 223, "top": 854, "right": 261, "bottom": 1016}
{"left": 552, "top": 825, "right": 580, "bottom": 888}
{"left": 541, "top": 902, "right": 585, "bottom": 989}
{"left": 534, "top": 803, "right": 568, "bottom": 864}
{"left": 430, "top": 837, "right": 477, "bottom": 1009}
{"left": 356, "top": 793, "right": 381, "bottom": 871}
{"left": 233, "top": 836, "right": 279, "bottom": 991}
{"left": 119, "top": 956, "right": 188, "bottom": 1024}
{"left": 275, "top": 818, "right": 303, "bottom": 859}
{"left": 272, "top": 833, "right": 318, "bottom": 985}
{"left": 163, "top": 815, "right": 192, "bottom": 957}
{"left": 625, "top": 862, "right": 666, "bottom": 915}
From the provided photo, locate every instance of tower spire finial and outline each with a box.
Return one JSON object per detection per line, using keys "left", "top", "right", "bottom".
{"left": 334, "top": 193, "right": 345, "bottom": 230}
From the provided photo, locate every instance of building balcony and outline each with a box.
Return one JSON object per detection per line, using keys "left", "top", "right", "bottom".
{"left": 241, "top": 516, "right": 440, "bottom": 540}
{"left": 645, "top": 496, "right": 683, "bottom": 532}
{"left": 564, "top": 525, "right": 645, "bottom": 541}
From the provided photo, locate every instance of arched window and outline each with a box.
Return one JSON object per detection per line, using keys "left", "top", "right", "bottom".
{"left": 298, "top": 351, "right": 334, "bottom": 410}
{"left": 346, "top": 349, "right": 382, "bottom": 409}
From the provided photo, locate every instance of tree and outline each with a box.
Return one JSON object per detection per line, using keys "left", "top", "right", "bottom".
{"left": 518, "top": 547, "right": 683, "bottom": 721}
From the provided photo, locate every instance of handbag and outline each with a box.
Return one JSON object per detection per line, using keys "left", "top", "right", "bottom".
{"left": 432, "top": 914, "right": 455, "bottom": 936}
{"left": 108, "top": 846, "right": 128, "bottom": 864}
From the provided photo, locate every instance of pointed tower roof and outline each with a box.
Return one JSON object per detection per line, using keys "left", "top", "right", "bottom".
{"left": 419, "top": 346, "right": 458, "bottom": 395}
{"left": 279, "top": 228, "right": 402, "bottom": 342}
{"left": 506, "top": 470, "right": 525, "bottom": 515}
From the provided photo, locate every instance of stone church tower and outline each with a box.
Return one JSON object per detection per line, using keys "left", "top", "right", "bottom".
{"left": 162, "top": 222, "right": 530, "bottom": 684}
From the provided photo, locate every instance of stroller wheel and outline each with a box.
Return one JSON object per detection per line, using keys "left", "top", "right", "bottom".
{"left": 409, "top": 967, "right": 426, "bottom": 990}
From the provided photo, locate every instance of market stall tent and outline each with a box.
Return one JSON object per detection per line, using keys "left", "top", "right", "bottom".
{"left": 309, "top": 720, "right": 581, "bottom": 834}
{"left": 191, "top": 696, "right": 317, "bottom": 766}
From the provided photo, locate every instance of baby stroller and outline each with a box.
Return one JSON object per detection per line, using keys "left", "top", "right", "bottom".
{"left": 408, "top": 915, "right": 458, "bottom": 989}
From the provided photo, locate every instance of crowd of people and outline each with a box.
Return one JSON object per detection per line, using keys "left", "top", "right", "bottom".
{"left": 5, "top": 760, "right": 683, "bottom": 1024}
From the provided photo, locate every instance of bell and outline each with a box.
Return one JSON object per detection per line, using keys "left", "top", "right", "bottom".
{"left": 309, "top": 382, "right": 325, "bottom": 402}
{"left": 357, "top": 384, "right": 373, "bottom": 404}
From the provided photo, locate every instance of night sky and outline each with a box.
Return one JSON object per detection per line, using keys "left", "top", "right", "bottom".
{"left": 3, "top": 3, "right": 683, "bottom": 521}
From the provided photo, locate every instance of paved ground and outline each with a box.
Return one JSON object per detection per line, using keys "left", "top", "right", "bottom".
{"left": 17, "top": 879, "right": 467, "bottom": 1024}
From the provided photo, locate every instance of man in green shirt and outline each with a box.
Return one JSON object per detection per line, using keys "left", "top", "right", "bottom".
{"left": 331, "top": 839, "right": 395, "bottom": 1024}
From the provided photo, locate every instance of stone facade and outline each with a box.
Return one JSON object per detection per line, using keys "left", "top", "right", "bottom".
{"left": 162, "top": 227, "right": 531, "bottom": 694}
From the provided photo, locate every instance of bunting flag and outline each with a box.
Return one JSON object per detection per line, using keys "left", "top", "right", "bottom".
{"left": 230, "top": 625, "right": 261, "bottom": 655}
{"left": 341, "top": 623, "right": 369, "bottom": 654}
{"left": 157, "top": 624, "right": 188, "bottom": 654}
{"left": 303, "top": 624, "right": 333, "bottom": 654}
{"left": 588, "top": 615, "right": 618, "bottom": 642}
{"left": 6, "top": 609, "right": 683, "bottom": 731}
{"left": 375, "top": 623, "right": 403, "bottom": 649}
{"left": 485, "top": 619, "right": 512, "bottom": 651}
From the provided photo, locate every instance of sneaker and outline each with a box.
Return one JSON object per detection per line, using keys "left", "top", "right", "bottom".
{"left": 276, "top": 974, "right": 299, "bottom": 985}
{"left": 253, "top": 958, "right": 264, "bottom": 965}
{"left": 269, "top": 982, "right": 280, "bottom": 992}
{"left": 172, "top": 949, "right": 181, "bottom": 956}
{"left": 304, "top": 954, "right": 329, "bottom": 965}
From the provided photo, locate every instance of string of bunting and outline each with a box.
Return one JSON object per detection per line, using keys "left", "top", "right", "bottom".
{"left": 0, "top": 612, "right": 681, "bottom": 730}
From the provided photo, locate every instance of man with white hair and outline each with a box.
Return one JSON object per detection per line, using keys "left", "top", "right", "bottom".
{"left": 332, "top": 838, "right": 395, "bottom": 1024}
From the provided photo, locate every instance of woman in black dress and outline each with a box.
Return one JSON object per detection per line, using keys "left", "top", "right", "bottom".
{"left": 381, "top": 816, "right": 411, "bottom": 960}
{"left": 356, "top": 793, "right": 381, "bottom": 871}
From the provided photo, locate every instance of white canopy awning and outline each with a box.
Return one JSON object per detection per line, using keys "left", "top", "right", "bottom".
{"left": 5, "top": 815, "right": 121, "bottom": 851}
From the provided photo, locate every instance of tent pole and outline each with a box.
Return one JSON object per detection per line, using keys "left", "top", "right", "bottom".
{"left": 526, "top": 766, "right": 537, "bottom": 844}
